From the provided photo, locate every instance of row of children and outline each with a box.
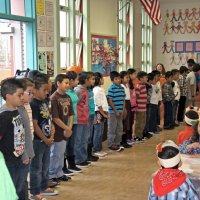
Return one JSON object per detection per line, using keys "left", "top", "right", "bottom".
{"left": 148, "top": 107, "right": 200, "bottom": 199}
{"left": 1, "top": 63, "right": 199, "bottom": 200}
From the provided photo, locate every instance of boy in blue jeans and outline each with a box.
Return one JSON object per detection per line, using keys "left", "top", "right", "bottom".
{"left": 107, "top": 71, "right": 126, "bottom": 151}
{"left": 49, "top": 74, "right": 74, "bottom": 182}
{"left": 0, "top": 78, "right": 25, "bottom": 199}
{"left": 30, "top": 73, "right": 58, "bottom": 200}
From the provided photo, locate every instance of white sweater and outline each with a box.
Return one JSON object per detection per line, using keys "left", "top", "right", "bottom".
{"left": 93, "top": 86, "right": 108, "bottom": 112}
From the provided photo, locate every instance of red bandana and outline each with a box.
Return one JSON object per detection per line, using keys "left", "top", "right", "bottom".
{"left": 153, "top": 169, "right": 186, "bottom": 197}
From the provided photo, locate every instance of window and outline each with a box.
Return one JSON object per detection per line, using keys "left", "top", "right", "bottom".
{"left": 141, "top": 8, "right": 152, "bottom": 73}
{"left": 0, "top": 0, "right": 37, "bottom": 82}
{"left": 58, "top": 0, "right": 85, "bottom": 69}
{"left": 117, "top": 0, "right": 134, "bottom": 70}
{"left": 59, "top": 0, "right": 70, "bottom": 68}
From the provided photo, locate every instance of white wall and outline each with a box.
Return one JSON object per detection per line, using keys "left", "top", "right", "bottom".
{"left": 90, "top": 0, "right": 117, "bottom": 91}
{"left": 155, "top": 0, "right": 200, "bottom": 71}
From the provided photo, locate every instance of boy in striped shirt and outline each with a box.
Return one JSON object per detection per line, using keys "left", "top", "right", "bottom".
{"left": 134, "top": 71, "right": 148, "bottom": 142}
{"left": 107, "top": 71, "right": 126, "bottom": 151}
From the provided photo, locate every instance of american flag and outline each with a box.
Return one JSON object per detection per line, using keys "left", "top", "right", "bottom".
{"left": 140, "top": 0, "right": 162, "bottom": 25}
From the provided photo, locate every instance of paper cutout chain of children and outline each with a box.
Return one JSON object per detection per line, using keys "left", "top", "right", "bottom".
{"left": 162, "top": 41, "right": 175, "bottom": 54}
{"left": 163, "top": 8, "right": 200, "bottom": 35}
{"left": 165, "top": 8, "right": 200, "bottom": 23}
{"left": 163, "top": 21, "right": 200, "bottom": 35}
{"left": 170, "top": 52, "right": 196, "bottom": 65}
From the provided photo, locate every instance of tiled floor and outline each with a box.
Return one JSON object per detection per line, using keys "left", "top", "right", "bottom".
{"left": 47, "top": 126, "right": 181, "bottom": 200}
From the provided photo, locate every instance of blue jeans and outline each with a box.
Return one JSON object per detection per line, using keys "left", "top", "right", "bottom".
{"left": 88, "top": 115, "right": 94, "bottom": 145}
{"left": 6, "top": 160, "right": 28, "bottom": 199}
{"left": 49, "top": 140, "right": 67, "bottom": 179}
{"left": 74, "top": 124, "right": 88, "bottom": 164}
{"left": 164, "top": 101, "right": 173, "bottom": 128}
{"left": 93, "top": 122, "right": 104, "bottom": 152}
{"left": 30, "top": 140, "right": 50, "bottom": 195}
{"left": 172, "top": 100, "right": 179, "bottom": 125}
{"left": 66, "top": 125, "right": 76, "bottom": 156}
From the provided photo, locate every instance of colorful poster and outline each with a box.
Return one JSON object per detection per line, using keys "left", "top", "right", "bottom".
{"left": 38, "top": 51, "right": 46, "bottom": 72}
{"left": 46, "top": 51, "right": 54, "bottom": 77}
{"left": 91, "top": 34, "right": 118, "bottom": 76}
{"left": 36, "top": 0, "right": 44, "bottom": 15}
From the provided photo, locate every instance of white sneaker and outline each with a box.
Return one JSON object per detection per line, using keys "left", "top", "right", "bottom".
{"left": 127, "top": 139, "right": 135, "bottom": 145}
{"left": 148, "top": 132, "right": 155, "bottom": 135}
{"left": 93, "top": 151, "right": 107, "bottom": 157}
{"left": 40, "top": 188, "right": 58, "bottom": 196}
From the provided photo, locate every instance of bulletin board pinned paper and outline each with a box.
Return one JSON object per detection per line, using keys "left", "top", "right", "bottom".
{"left": 36, "top": 0, "right": 44, "bottom": 15}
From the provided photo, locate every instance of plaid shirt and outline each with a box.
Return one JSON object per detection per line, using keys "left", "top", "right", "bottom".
{"left": 179, "top": 139, "right": 200, "bottom": 154}
{"left": 148, "top": 178, "right": 199, "bottom": 200}
{"left": 177, "top": 74, "right": 187, "bottom": 96}
{"left": 162, "top": 82, "right": 175, "bottom": 103}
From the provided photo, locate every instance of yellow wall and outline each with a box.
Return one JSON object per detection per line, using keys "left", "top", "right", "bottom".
{"left": 90, "top": 0, "right": 117, "bottom": 91}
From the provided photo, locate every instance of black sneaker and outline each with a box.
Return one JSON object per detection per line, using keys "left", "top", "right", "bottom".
{"left": 76, "top": 161, "right": 91, "bottom": 168}
{"left": 68, "top": 165, "right": 82, "bottom": 173}
{"left": 57, "top": 175, "right": 72, "bottom": 182}
{"left": 49, "top": 178, "right": 61, "bottom": 183}
{"left": 48, "top": 181, "right": 59, "bottom": 188}
{"left": 88, "top": 155, "right": 99, "bottom": 162}
{"left": 133, "top": 137, "right": 144, "bottom": 144}
{"left": 145, "top": 133, "right": 153, "bottom": 139}
{"left": 63, "top": 168, "right": 74, "bottom": 176}
{"left": 156, "top": 126, "right": 162, "bottom": 132}
{"left": 121, "top": 142, "right": 132, "bottom": 148}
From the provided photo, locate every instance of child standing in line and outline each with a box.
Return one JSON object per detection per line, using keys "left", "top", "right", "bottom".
{"left": 30, "top": 73, "right": 58, "bottom": 200}
{"left": 171, "top": 69, "right": 180, "bottom": 126}
{"left": 107, "top": 71, "right": 126, "bottom": 152}
{"left": 18, "top": 78, "right": 35, "bottom": 200}
{"left": 177, "top": 108, "right": 199, "bottom": 145}
{"left": 162, "top": 71, "right": 175, "bottom": 130}
{"left": 148, "top": 140, "right": 199, "bottom": 199}
{"left": 87, "top": 72, "right": 99, "bottom": 162}
{"left": 152, "top": 70, "right": 162, "bottom": 132}
{"left": 65, "top": 71, "right": 82, "bottom": 173}
{"left": 92, "top": 72, "right": 108, "bottom": 157}
{"left": 74, "top": 72, "right": 91, "bottom": 167}
{"left": 177, "top": 66, "right": 188, "bottom": 123}
{"left": 120, "top": 71, "right": 132, "bottom": 148}
{"left": 134, "top": 71, "right": 148, "bottom": 141}
{"left": 127, "top": 68, "right": 137, "bottom": 144}
{"left": 146, "top": 73, "right": 160, "bottom": 135}
{"left": 0, "top": 78, "right": 25, "bottom": 199}
{"left": 49, "top": 74, "right": 74, "bottom": 182}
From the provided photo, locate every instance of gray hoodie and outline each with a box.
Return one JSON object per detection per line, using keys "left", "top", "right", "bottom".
{"left": 18, "top": 106, "right": 35, "bottom": 160}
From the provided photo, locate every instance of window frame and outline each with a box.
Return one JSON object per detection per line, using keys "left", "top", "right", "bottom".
{"left": 0, "top": 0, "right": 37, "bottom": 70}
{"left": 141, "top": 8, "right": 152, "bottom": 73}
{"left": 117, "top": 0, "right": 134, "bottom": 71}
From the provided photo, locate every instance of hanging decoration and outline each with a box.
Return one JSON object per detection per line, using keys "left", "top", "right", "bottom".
{"left": 163, "top": 8, "right": 200, "bottom": 35}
